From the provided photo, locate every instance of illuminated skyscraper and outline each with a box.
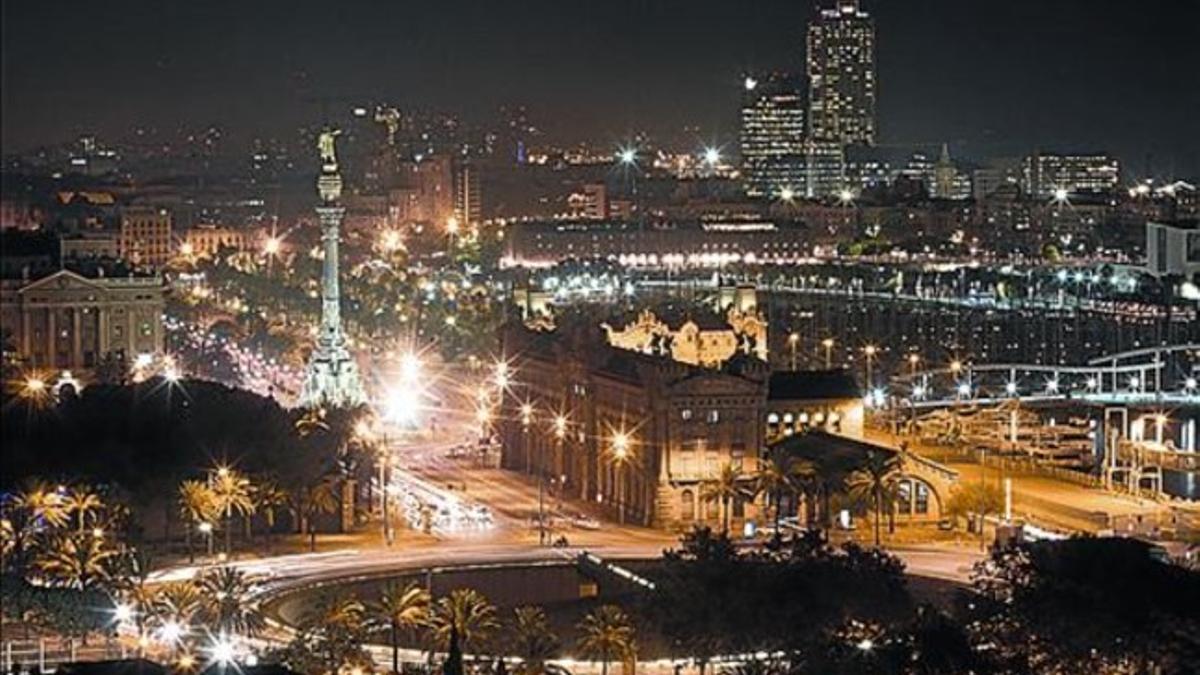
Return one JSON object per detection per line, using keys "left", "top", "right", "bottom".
{"left": 739, "top": 73, "right": 806, "bottom": 199}
{"left": 807, "top": 0, "right": 876, "bottom": 146}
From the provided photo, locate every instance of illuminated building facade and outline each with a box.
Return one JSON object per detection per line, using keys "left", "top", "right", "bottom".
{"left": 807, "top": 0, "right": 876, "bottom": 147}
{"left": 740, "top": 73, "right": 806, "bottom": 199}
{"left": 803, "top": 140, "right": 848, "bottom": 199}
{"left": 183, "top": 224, "right": 246, "bottom": 258}
{"left": 499, "top": 318, "right": 869, "bottom": 531}
{"left": 499, "top": 320, "right": 770, "bottom": 531}
{"left": 765, "top": 370, "right": 863, "bottom": 441}
{"left": 119, "top": 206, "right": 173, "bottom": 267}
{"left": 1022, "top": 152, "right": 1120, "bottom": 198}
{"left": 502, "top": 220, "right": 824, "bottom": 268}
{"left": 0, "top": 268, "right": 167, "bottom": 373}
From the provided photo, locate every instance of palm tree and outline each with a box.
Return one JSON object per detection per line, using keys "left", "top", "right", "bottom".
{"left": 177, "top": 480, "right": 217, "bottom": 563}
{"left": 63, "top": 485, "right": 104, "bottom": 533}
{"left": 753, "top": 453, "right": 816, "bottom": 534}
{"left": 702, "top": 463, "right": 751, "bottom": 533}
{"left": 15, "top": 479, "right": 69, "bottom": 530}
{"left": 291, "top": 475, "right": 339, "bottom": 553}
{"left": 198, "top": 566, "right": 264, "bottom": 637}
{"left": 211, "top": 469, "right": 254, "bottom": 554}
{"left": 432, "top": 588, "right": 499, "bottom": 653}
{"left": 36, "top": 532, "right": 116, "bottom": 589}
{"left": 576, "top": 605, "right": 635, "bottom": 675}
{"left": 253, "top": 478, "right": 289, "bottom": 554}
{"left": 295, "top": 408, "right": 330, "bottom": 437}
{"left": 150, "top": 581, "right": 203, "bottom": 632}
{"left": 845, "top": 450, "right": 902, "bottom": 548}
{"left": 374, "top": 581, "right": 431, "bottom": 674}
{"left": 511, "top": 606, "right": 558, "bottom": 675}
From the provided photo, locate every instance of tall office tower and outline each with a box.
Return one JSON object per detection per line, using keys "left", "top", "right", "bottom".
{"left": 740, "top": 73, "right": 806, "bottom": 199}
{"left": 453, "top": 158, "right": 483, "bottom": 228}
{"left": 1022, "top": 152, "right": 1121, "bottom": 198}
{"left": 806, "top": 0, "right": 876, "bottom": 146}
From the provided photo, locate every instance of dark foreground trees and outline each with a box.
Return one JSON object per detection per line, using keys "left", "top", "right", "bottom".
{"left": 650, "top": 528, "right": 1200, "bottom": 675}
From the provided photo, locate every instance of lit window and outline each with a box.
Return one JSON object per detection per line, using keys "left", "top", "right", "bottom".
{"left": 707, "top": 410, "right": 720, "bottom": 424}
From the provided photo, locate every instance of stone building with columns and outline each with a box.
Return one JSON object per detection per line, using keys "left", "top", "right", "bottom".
{"left": 499, "top": 319, "right": 770, "bottom": 532}
{"left": 0, "top": 267, "right": 168, "bottom": 374}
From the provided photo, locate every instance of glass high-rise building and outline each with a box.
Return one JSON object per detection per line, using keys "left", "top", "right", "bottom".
{"left": 740, "top": 73, "right": 806, "bottom": 199}
{"left": 807, "top": 0, "right": 876, "bottom": 146}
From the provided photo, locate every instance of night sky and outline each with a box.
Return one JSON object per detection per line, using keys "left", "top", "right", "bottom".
{"left": 3, "top": 0, "right": 1198, "bottom": 175}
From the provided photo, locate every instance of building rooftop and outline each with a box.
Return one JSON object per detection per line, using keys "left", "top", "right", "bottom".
{"left": 768, "top": 369, "right": 861, "bottom": 401}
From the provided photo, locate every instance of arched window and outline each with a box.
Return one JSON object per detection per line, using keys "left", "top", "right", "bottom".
{"left": 705, "top": 494, "right": 719, "bottom": 521}
{"left": 681, "top": 489, "right": 695, "bottom": 522}
{"left": 915, "top": 481, "right": 930, "bottom": 514}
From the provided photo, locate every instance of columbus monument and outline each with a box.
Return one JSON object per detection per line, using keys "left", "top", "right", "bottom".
{"left": 299, "top": 128, "right": 367, "bottom": 408}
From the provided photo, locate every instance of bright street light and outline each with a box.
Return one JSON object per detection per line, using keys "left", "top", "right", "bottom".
{"left": 207, "top": 636, "right": 237, "bottom": 665}
{"left": 113, "top": 603, "right": 134, "bottom": 624}
{"left": 158, "top": 620, "right": 184, "bottom": 644}
{"left": 702, "top": 147, "right": 721, "bottom": 166}
{"left": 22, "top": 376, "right": 47, "bottom": 398}
{"left": 617, "top": 147, "right": 637, "bottom": 166}
{"left": 399, "top": 352, "right": 421, "bottom": 383}
{"left": 779, "top": 186, "right": 795, "bottom": 202}
{"left": 611, "top": 431, "right": 631, "bottom": 461}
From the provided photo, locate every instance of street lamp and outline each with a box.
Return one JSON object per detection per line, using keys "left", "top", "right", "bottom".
{"left": 863, "top": 344, "right": 877, "bottom": 389}
{"left": 609, "top": 431, "right": 634, "bottom": 525}
{"left": 907, "top": 353, "right": 920, "bottom": 377}
{"left": 521, "top": 403, "right": 535, "bottom": 476}
{"left": 788, "top": 332, "right": 800, "bottom": 371}
{"left": 822, "top": 338, "right": 834, "bottom": 368}
{"left": 198, "top": 522, "right": 214, "bottom": 557}
{"left": 21, "top": 375, "right": 48, "bottom": 403}
{"left": 446, "top": 216, "right": 460, "bottom": 250}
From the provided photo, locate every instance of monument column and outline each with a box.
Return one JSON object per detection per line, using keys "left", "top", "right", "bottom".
{"left": 300, "top": 127, "right": 366, "bottom": 409}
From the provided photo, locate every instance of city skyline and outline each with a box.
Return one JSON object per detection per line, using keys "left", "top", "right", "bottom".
{"left": 2, "top": 0, "right": 1199, "bottom": 176}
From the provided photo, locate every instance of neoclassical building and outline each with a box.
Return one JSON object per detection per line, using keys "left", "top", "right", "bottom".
{"left": 499, "top": 320, "right": 769, "bottom": 531}
{"left": 0, "top": 268, "right": 168, "bottom": 373}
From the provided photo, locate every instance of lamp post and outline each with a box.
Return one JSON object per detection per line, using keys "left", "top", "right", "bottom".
{"left": 521, "top": 403, "right": 534, "bottom": 475}
{"left": 198, "top": 522, "right": 214, "bottom": 557}
{"left": 863, "top": 344, "right": 877, "bottom": 390}
{"left": 822, "top": 338, "right": 834, "bottom": 369}
{"left": 788, "top": 332, "right": 800, "bottom": 371}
